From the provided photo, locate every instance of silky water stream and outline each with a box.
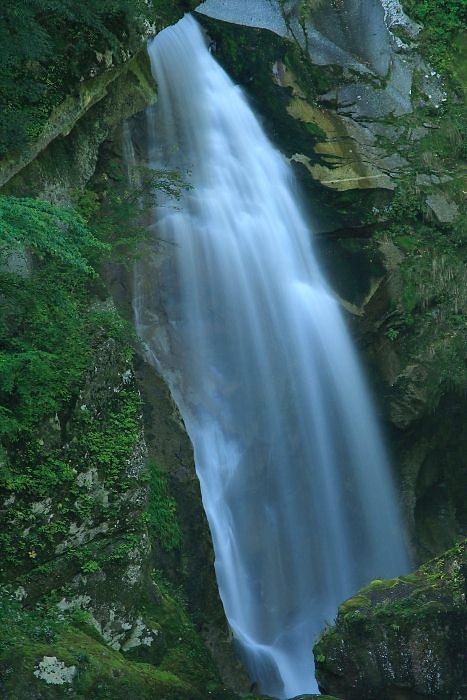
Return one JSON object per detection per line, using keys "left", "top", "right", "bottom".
{"left": 132, "top": 15, "right": 410, "bottom": 698}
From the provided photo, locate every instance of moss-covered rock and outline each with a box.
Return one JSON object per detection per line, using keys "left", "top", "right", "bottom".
{"left": 132, "top": 357, "right": 250, "bottom": 692}
{"left": 2, "top": 2, "right": 465, "bottom": 696}
{"left": 2, "top": 48, "right": 157, "bottom": 202}
{"left": 0, "top": 278, "right": 234, "bottom": 695}
{"left": 313, "top": 541, "right": 466, "bottom": 699}
{"left": 0, "top": 591, "right": 205, "bottom": 699}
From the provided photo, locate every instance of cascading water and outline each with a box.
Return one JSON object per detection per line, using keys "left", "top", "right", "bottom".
{"left": 133, "top": 14, "right": 410, "bottom": 698}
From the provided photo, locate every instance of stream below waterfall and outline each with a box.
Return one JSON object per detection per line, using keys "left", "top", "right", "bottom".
{"left": 133, "top": 14, "right": 410, "bottom": 698}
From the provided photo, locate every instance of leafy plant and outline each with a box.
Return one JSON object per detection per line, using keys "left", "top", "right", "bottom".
{"left": 402, "top": 0, "right": 466, "bottom": 77}
{"left": 81, "top": 160, "right": 188, "bottom": 263}
{"left": 81, "top": 560, "right": 101, "bottom": 573}
{"left": 386, "top": 328, "right": 400, "bottom": 341}
{"left": 0, "top": 196, "right": 107, "bottom": 274}
{"left": 146, "top": 462, "right": 182, "bottom": 552}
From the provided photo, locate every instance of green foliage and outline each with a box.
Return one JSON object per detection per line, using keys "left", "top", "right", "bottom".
{"left": 411, "top": 106, "right": 467, "bottom": 169}
{"left": 75, "top": 388, "right": 142, "bottom": 486}
{"left": 0, "top": 195, "right": 107, "bottom": 273}
{"left": 367, "top": 540, "right": 466, "bottom": 621}
{"left": 0, "top": 155, "right": 189, "bottom": 573}
{"left": 0, "top": 587, "right": 60, "bottom": 654}
{"left": 145, "top": 573, "right": 232, "bottom": 698}
{"left": 81, "top": 560, "right": 101, "bottom": 574}
{"left": 385, "top": 328, "right": 399, "bottom": 341}
{"left": 0, "top": 0, "right": 152, "bottom": 156}
{"left": 371, "top": 118, "right": 466, "bottom": 404}
{"left": 403, "top": 0, "right": 466, "bottom": 77}
{"left": 0, "top": 269, "right": 93, "bottom": 442}
{"left": 145, "top": 463, "right": 182, "bottom": 552}
{"left": 0, "top": 193, "right": 142, "bottom": 576}
{"left": 0, "top": 350, "right": 142, "bottom": 576}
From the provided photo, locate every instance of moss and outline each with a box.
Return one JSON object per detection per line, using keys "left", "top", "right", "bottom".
{"left": 0, "top": 590, "right": 202, "bottom": 699}
{"left": 402, "top": 1, "right": 466, "bottom": 82}
{"left": 354, "top": 3, "right": 467, "bottom": 559}
{"left": 374, "top": 6, "right": 466, "bottom": 419}
{"left": 0, "top": 0, "right": 157, "bottom": 163}
{"left": 152, "top": 0, "right": 199, "bottom": 31}
{"left": 2, "top": 47, "right": 157, "bottom": 195}
{"left": 0, "top": 288, "right": 139, "bottom": 579}
{"left": 314, "top": 542, "right": 466, "bottom": 699}
{"left": 0, "top": 5, "right": 243, "bottom": 697}
{"left": 338, "top": 594, "right": 372, "bottom": 618}
{"left": 119, "top": 572, "right": 238, "bottom": 699}
{"left": 144, "top": 462, "right": 182, "bottom": 553}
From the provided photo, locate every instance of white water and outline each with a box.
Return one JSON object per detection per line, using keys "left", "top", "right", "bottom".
{"left": 134, "top": 15, "right": 410, "bottom": 698}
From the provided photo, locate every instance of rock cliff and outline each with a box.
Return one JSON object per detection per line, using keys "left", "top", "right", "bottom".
{"left": 0, "top": 1, "right": 465, "bottom": 698}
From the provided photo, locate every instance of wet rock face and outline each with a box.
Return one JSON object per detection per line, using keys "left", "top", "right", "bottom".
{"left": 313, "top": 541, "right": 467, "bottom": 699}
{"left": 197, "top": 0, "right": 418, "bottom": 71}
{"left": 196, "top": 0, "right": 443, "bottom": 194}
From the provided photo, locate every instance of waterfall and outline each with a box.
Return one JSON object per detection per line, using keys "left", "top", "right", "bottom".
{"left": 133, "top": 14, "right": 410, "bottom": 698}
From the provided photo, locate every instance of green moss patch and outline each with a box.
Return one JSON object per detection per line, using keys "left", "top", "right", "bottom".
{"left": 314, "top": 542, "right": 466, "bottom": 699}
{"left": 0, "top": 590, "right": 201, "bottom": 699}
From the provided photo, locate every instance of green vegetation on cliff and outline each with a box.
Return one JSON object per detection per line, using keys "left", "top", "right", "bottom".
{"left": 1, "top": 1, "right": 465, "bottom": 697}
{"left": 0, "top": 2, "right": 243, "bottom": 697}
{"left": 0, "top": 104, "right": 237, "bottom": 700}
{"left": 368, "top": 1, "right": 466, "bottom": 558}
{"left": 0, "top": 193, "right": 139, "bottom": 572}
{"left": 402, "top": 0, "right": 466, "bottom": 77}
{"left": 0, "top": 187, "right": 236, "bottom": 698}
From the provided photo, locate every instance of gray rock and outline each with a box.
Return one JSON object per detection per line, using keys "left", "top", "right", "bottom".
{"left": 305, "top": 0, "right": 392, "bottom": 76}
{"left": 196, "top": 0, "right": 288, "bottom": 36}
{"left": 0, "top": 246, "right": 31, "bottom": 277}
{"left": 426, "top": 193, "right": 460, "bottom": 223}
{"left": 381, "top": 0, "right": 421, "bottom": 39}
{"left": 197, "top": 0, "right": 445, "bottom": 123}
{"left": 416, "top": 173, "right": 453, "bottom": 187}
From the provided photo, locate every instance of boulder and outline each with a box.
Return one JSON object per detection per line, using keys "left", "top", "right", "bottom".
{"left": 313, "top": 541, "right": 466, "bottom": 699}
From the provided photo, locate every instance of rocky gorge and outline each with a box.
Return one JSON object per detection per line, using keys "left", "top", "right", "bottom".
{"left": 0, "top": 1, "right": 465, "bottom": 698}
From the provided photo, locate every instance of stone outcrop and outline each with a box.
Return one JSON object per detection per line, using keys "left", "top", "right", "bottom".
{"left": 313, "top": 541, "right": 466, "bottom": 699}
{"left": 195, "top": 0, "right": 443, "bottom": 193}
{"left": 1, "top": 1, "right": 464, "bottom": 698}
{"left": 0, "top": 323, "right": 234, "bottom": 698}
